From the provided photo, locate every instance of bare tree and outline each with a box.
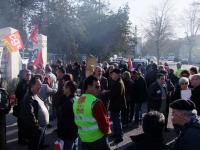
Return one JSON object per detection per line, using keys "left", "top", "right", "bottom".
{"left": 145, "top": 0, "right": 173, "bottom": 64}
{"left": 183, "top": 1, "right": 200, "bottom": 64}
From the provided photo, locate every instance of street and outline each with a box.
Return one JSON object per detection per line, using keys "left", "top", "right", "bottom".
{"left": 5, "top": 105, "right": 177, "bottom": 150}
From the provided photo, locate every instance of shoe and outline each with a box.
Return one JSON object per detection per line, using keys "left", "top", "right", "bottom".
{"left": 114, "top": 138, "right": 123, "bottom": 144}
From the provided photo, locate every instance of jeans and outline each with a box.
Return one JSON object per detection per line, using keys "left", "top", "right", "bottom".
{"left": 63, "top": 138, "right": 78, "bottom": 150}
{"left": 135, "top": 103, "right": 143, "bottom": 123}
{"left": 110, "top": 111, "right": 123, "bottom": 140}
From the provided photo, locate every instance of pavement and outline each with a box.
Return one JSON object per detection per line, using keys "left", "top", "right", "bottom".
{"left": 5, "top": 105, "right": 177, "bottom": 150}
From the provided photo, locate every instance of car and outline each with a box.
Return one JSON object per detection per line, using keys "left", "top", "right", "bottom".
{"left": 180, "top": 58, "right": 189, "bottom": 64}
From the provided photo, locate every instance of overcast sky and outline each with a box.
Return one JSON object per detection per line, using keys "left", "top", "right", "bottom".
{"left": 108, "top": 0, "right": 195, "bottom": 38}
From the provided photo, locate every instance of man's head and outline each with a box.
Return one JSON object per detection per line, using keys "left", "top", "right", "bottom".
{"left": 156, "top": 73, "right": 166, "bottom": 85}
{"left": 56, "top": 66, "right": 66, "bottom": 80}
{"left": 131, "top": 70, "right": 140, "bottom": 80}
{"left": 56, "top": 59, "right": 62, "bottom": 67}
{"left": 24, "top": 70, "right": 32, "bottom": 81}
{"left": 191, "top": 74, "right": 200, "bottom": 88}
{"left": 63, "top": 81, "right": 77, "bottom": 96}
{"left": 94, "top": 66, "right": 103, "bottom": 79}
{"left": 22, "top": 64, "right": 27, "bottom": 70}
{"left": 110, "top": 68, "right": 121, "bottom": 81}
{"left": 177, "top": 63, "right": 181, "bottom": 69}
{"left": 190, "top": 67, "right": 198, "bottom": 75}
{"left": 170, "top": 99, "right": 197, "bottom": 127}
{"left": 180, "top": 70, "right": 190, "bottom": 78}
{"left": 45, "top": 64, "right": 52, "bottom": 73}
{"left": 142, "top": 111, "right": 165, "bottom": 138}
{"left": 122, "top": 71, "right": 131, "bottom": 81}
{"left": 29, "top": 76, "right": 42, "bottom": 94}
{"left": 83, "top": 75, "right": 100, "bottom": 96}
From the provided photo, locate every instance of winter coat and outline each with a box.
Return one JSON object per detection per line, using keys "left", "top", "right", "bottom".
{"left": 125, "top": 133, "right": 171, "bottom": 150}
{"left": 191, "top": 85, "right": 200, "bottom": 115}
{"left": 172, "top": 118, "right": 200, "bottom": 150}
{"left": 57, "top": 95, "right": 78, "bottom": 140}
{"left": 108, "top": 78, "right": 126, "bottom": 112}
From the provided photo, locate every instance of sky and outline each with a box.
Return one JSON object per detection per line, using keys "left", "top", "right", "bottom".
{"left": 108, "top": 0, "right": 196, "bottom": 38}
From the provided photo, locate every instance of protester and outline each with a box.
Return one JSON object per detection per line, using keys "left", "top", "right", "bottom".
{"left": 131, "top": 70, "right": 148, "bottom": 126}
{"left": 190, "top": 74, "right": 200, "bottom": 115}
{"left": 170, "top": 99, "right": 200, "bottom": 150}
{"left": 108, "top": 68, "right": 126, "bottom": 144}
{"left": 20, "top": 76, "right": 49, "bottom": 150}
{"left": 15, "top": 69, "right": 32, "bottom": 144}
{"left": 172, "top": 77, "right": 191, "bottom": 101}
{"left": 0, "top": 79, "right": 10, "bottom": 150}
{"left": 125, "top": 111, "right": 170, "bottom": 150}
{"left": 93, "top": 66, "right": 109, "bottom": 109}
{"left": 57, "top": 81, "right": 78, "bottom": 150}
{"left": 175, "top": 63, "right": 182, "bottom": 77}
{"left": 122, "top": 71, "right": 134, "bottom": 127}
{"left": 189, "top": 66, "right": 198, "bottom": 75}
{"left": 73, "top": 75, "right": 110, "bottom": 150}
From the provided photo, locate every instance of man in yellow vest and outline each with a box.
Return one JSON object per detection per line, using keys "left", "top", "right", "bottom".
{"left": 73, "top": 75, "right": 111, "bottom": 150}
{"left": 175, "top": 63, "right": 182, "bottom": 77}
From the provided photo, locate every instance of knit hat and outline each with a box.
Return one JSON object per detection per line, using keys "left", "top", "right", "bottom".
{"left": 170, "top": 99, "right": 196, "bottom": 111}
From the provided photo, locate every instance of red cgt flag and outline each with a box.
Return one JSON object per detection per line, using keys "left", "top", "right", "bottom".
{"left": 1, "top": 31, "right": 24, "bottom": 53}
{"left": 33, "top": 50, "right": 43, "bottom": 67}
{"left": 29, "top": 24, "right": 38, "bottom": 44}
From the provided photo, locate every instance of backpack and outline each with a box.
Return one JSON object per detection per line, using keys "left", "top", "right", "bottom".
{"left": 0, "top": 88, "right": 10, "bottom": 114}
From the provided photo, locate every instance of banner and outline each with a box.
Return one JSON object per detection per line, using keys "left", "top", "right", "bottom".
{"left": 29, "top": 24, "right": 38, "bottom": 44}
{"left": 1, "top": 31, "right": 24, "bottom": 53}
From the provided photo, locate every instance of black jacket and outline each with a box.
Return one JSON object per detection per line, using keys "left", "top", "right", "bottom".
{"left": 171, "top": 88, "right": 181, "bottom": 102}
{"left": 191, "top": 85, "right": 200, "bottom": 115}
{"left": 108, "top": 78, "right": 126, "bottom": 112}
{"left": 148, "top": 81, "right": 166, "bottom": 111}
{"left": 15, "top": 79, "right": 29, "bottom": 104}
{"left": 173, "top": 118, "right": 200, "bottom": 150}
{"left": 57, "top": 95, "right": 78, "bottom": 140}
{"left": 132, "top": 76, "right": 148, "bottom": 103}
{"left": 20, "top": 91, "right": 39, "bottom": 130}
{"left": 126, "top": 133, "right": 170, "bottom": 150}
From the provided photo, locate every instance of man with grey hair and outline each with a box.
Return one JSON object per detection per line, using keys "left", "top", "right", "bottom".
{"left": 93, "top": 66, "right": 109, "bottom": 109}
{"left": 190, "top": 74, "right": 200, "bottom": 115}
{"left": 170, "top": 99, "right": 200, "bottom": 150}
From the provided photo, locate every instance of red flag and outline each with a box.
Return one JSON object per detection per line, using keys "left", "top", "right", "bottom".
{"left": 33, "top": 50, "right": 43, "bottom": 66}
{"left": 29, "top": 25, "right": 38, "bottom": 44}
{"left": 1, "top": 31, "right": 24, "bottom": 53}
{"left": 128, "top": 57, "right": 133, "bottom": 71}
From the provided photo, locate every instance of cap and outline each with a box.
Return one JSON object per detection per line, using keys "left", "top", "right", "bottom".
{"left": 110, "top": 68, "right": 121, "bottom": 74}
{"left": 170, "top": 99, "right": 196, "bottom": 111}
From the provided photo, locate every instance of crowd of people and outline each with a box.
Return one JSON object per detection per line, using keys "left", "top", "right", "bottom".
{"left": 1, "top": 59, "right": 200, "bottom": 150}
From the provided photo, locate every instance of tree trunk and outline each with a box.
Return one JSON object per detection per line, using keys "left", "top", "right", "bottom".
{"left": 188, "top": 46, "right": 193, "bottom": 65}
{"left": 156, "top": 41, "right": 160, "bottom": 65}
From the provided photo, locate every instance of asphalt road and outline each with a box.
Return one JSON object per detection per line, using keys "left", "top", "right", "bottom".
{"left": 5, "top": 104, "right": 177, "bottom": 150}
